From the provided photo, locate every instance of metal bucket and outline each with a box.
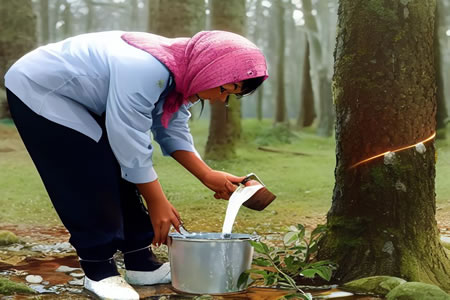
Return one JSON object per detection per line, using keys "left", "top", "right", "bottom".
{"left": 168, "top": 232, "right": 258, "bottom": 294}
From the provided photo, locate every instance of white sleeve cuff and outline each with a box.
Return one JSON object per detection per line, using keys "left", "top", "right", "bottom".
{"left": 159, "top": 137, "right": 196, "bottom": 156}
{"left": 121, "top": 165, "right": 158, "bottom": 184}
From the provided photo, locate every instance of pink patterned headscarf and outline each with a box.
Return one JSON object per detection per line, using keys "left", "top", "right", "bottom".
{"left": 121, "top": 31, "right": 268, "bottom": 128}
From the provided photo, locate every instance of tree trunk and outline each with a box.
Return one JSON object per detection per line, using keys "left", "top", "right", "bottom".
{"left": 253, "top": 0, "right": 264, "bottom": 122}
{"left": 302, "top": 0, "right": 334, "bottom": 136}
{"left": 130, "top": 0, "right": 139, "bottom": 30}
{"left": 318, "top": 0, "right": 450, "bottom": 291}
{"left": 0, "top": 0, "right": 36, "bottom": 117}
{"left": 317, "top": 73, "right": 333, "bottom": 136}
{"left": 84, "top": 0, "right": 94, "bottom": 32}
{"left": 40, "top": 0, "right": 49, "bottom": 44}
{"left": 435, "top": 0, "right": 448, "bottom": 139}
{"left": 62, "top": 0, "right": 72, "bottom": 38}
{"left": 148, "top": 0, "right": 205, "bottom": 37}
{"left": 257, "top": 84, "right": 264, "bottom": 121}
{"left": 274, "top": 0, "right": 287, "bottom": 124}
{"left": 297, "top": 39, "right": 315, "bottom": 128}
{"left": 204, "top": 0, "right": 246, "bottom": 160}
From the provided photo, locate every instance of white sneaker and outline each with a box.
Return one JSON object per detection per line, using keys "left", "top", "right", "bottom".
{"left": 84, "top": 275, "right": 140, "bottom": 300}
{"left": 125, "top": 262, "right": 171, "bottom": 285}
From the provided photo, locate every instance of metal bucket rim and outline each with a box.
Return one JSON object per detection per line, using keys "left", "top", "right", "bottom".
{"left": 169, "top": 232, "right": 259, "bottom": 242}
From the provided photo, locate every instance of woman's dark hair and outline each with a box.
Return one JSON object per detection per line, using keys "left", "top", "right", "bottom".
{"left": 198, "top": 76, "right": 265, "bottom": 116}
{"left": 236, "top": 76, "right": 265, "bottom": 98}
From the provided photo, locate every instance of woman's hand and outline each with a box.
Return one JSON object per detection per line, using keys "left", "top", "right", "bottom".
{"left": 147, "top": 198, "right": 181, "bottom": 246}
{"left": 201, "top": 170, "right": 246, "bottom": 200}
{"left": 136, "top": 180, "right": 182, "bottom": 246}
{"left": 170, "top": 151, "right": 245, "bottom": 200}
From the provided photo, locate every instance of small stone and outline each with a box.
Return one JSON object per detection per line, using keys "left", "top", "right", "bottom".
{"left": 4, "top": 244, "right": 24, "bottom": 251}
{"left": 25, "top": 275, "right": 43, "bottom": 284}
{"left": 28, "top": 284, "right": 51, "bottom": 294}
{"left": 69, "top": 272, "right": 85, "bottom": 278}
{"left": 65, "top": 287, "right": 83, "bottom": 293}
{"left": 31, "top": 242, "right": 74, "bottom": 253}
{"left": 386, "top": 282, "right": 450, "bottom": 300}
{"left": 0, "top": 230, "right": 19, "bottom": 246}
{"left": 55, "top": 265, "right": 80, "bottom": 273}
{"left": 41, "top": 281, "right": 49, "bottom": 285}
{"left": 68, "top": 278, "right": 84, "bottom": 286}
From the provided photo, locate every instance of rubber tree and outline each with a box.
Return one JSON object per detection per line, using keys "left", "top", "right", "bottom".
{"left": 318, "top": 0, "right": 450, "bottom": 291}
{"left": 204, "top": 0, "right": 246, "bottom": 160}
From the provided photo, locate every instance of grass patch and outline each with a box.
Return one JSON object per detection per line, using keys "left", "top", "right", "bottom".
{"left": 0, "top": 277, "right": 36, "bottom": 295}
{"left": 0, "top": 119, "right": 449, "bottom": 235}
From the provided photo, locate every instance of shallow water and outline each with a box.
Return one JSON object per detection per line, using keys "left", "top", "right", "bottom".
{"left": 0, "top": 255, "right": 382, "bottom": 299}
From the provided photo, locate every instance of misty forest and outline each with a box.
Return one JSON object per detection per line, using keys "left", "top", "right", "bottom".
{"left": 1, "top": 0, "right": 450, "bottom": 299}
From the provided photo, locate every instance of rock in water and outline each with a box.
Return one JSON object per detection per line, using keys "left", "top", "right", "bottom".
{"left": 386, "top": 282, "right": 450, "bottom": 300}
{"left": 68, "top": 278, "right": 84, "bottom": 286}
{"left": 70, "top": 271, "right": 85, "bottom": 278}
{"left": 55, "top": 265, "right": 80, "bottom": 273}
{"left": 25, "top": 275, "right": 43, "bottom": 284}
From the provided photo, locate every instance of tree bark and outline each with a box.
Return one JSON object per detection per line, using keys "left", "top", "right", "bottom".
{"left": 204, "top": 0, "right": 246, "bottom": 160}
{"left": 435, "top": 0, "right": 448, "bottom": 139}
{"left": 318, "top": 0, "right": 450, "bottom": 291}
{"left": 148, "top": 0, "right": 205, "bottom": 37}
{"left": 297, "top": 39, "right": 315, "bottom": 128}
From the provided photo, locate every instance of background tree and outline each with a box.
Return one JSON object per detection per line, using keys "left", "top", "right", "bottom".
{"left": 148, "top": 0, "right": 205, "bottom": 37}
{"left": 318, "top": 0, "right": 450, "bottom": 290}
{"left": 274, "top": 0, "right": 287, "bottom": 125}
{"left": 204, "top": 0, "right": 246, "bottom": 160}
{"left": 297, "top": 38, "right": 315, "bottom": 128}
{"left": 0, "top": 0, "right": 36, "bottom": 118}
{"left": 301, "top": 0, "right": 335, "bottom": 137}
{"left": 62, "top": 0, "right": 73, "bottom": 38}
{"left": 39, "top": 0, "right": 49, "bottom": 44}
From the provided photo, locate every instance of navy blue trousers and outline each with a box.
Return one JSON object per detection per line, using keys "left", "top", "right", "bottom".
{"left": 7, "top": 89, "right": 154, "bottom": 261}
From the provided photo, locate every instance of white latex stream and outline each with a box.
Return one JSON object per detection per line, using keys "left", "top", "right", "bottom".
{"left": 221, "top": 184, "right": 264, "bottom": 234}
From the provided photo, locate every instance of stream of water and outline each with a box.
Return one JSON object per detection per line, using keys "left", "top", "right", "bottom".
{"left": 221, "top": 184, "right": 264, "bottom": 235}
